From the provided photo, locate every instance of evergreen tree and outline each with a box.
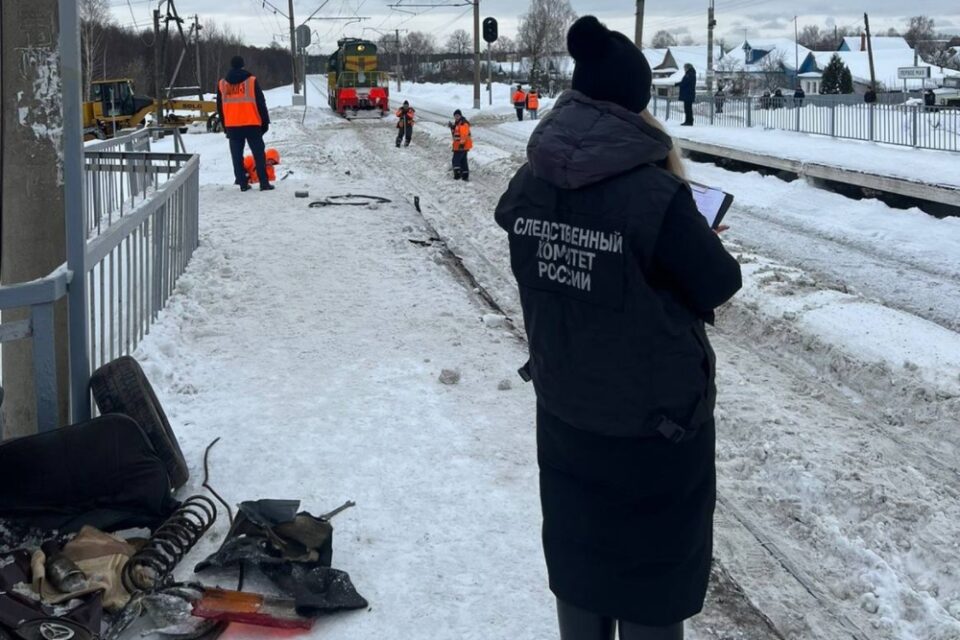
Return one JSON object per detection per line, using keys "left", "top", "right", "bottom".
{"left": 820, "top": 53, "right": 845, "bottom": 94}
{"left": 840, "top": 67, "right": 854, "bottom": 94}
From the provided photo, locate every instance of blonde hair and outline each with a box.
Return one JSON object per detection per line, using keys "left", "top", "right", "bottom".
{"left": 640, "top": 109, "right": 687, "bottom": 181}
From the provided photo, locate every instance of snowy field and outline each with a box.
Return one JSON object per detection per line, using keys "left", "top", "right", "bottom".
{"left": 138, "top": 82, "right": 960, "bottom": 639}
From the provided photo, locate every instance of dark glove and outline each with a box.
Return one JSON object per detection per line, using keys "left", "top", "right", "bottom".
{"left": 261, "top": 123, "right": 269, "bottom": 134}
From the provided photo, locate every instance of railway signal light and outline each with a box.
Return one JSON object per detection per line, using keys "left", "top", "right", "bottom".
{"left": 483, "top": 17, "right": 498, "bottom": 44}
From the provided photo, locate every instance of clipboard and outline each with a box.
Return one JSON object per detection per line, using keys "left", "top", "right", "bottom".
{"left": 689, "top": 182, "right": 734, "bottom": 229}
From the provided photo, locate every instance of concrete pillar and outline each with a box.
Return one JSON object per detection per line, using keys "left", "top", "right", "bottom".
{"left": 1, "top": 0, "right": 70, "bottom": 437}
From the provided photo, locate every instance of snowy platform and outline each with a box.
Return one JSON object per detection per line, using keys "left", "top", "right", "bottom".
{"left": 664, "top": 124, "right": 960, "bottom": 207}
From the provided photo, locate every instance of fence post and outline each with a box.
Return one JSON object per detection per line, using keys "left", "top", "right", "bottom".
{"left": 868, "top": 104, "right": 875, "bottom": 142}
{"left": 665, "top": 98, "right": 671, "bottom": 121}
{"left": 795, "top": 102, "right": 801, "bottom": 132}
{"left": 912, "top": 106, "right": 919, "bottom": 147}
{"left": 709, "top": 95, "right": 715, "bottom": 125}
{"left": 830, "top": 102, "right": 836, "bottom": 138}
{"left": 653, "top": 96, "right": 658, "bottom": 118}
{"left": 746, "top": 97, "right": 752, "bottom": 128}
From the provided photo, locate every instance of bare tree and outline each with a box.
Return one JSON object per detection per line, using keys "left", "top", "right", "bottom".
{"left": 905, "top": 16, "right": 936, "bottom": 60}
{"left": 679, "top": 35, "right": 696, "bottom": 46}
{"left": 492, "top": 35, "right": 516, "bottom": 61}
{"left": 445, "top": 29, "right": 472, "bottom": 74}
{"left": 80, "top": 0, "right": 112, "bottom": 100}
{"left": 403, "top": 31, "right": 436, "bottom": 81}
{"left": 715, "top": 55, "right": 746, "bottom": 95}
{"left": 517, "top": 0, "right": 577, "bottom": 85}
{"left": 651, "top": 30, "right": 677, "bottom": 48}
{"left": 758, "top": 50, "right": 787, "bottom": 92}
{"left": 797, "top": 25, "right": 822, "bottom": 49}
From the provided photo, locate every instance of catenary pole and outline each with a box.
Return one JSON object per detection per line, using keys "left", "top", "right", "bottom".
{"left": 635, "top": 0, "right": 645, "bottom": 48}
{"left": 473, "top": 0, "right": 481, "bottom": 109}
{"left": 289, "top": 0, "right": 300, "bottom": 94}
{"left": 706, "top": 0, "right": 716, "bottom": 93}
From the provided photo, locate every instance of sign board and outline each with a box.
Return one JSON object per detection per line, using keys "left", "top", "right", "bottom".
{"left": 898, "top": 66, "right": 931, "bottom": 79}
{"left": 944, "top": 77, "right": 960, "bottom": 89}
{"left": 296, "top": 24, "right": 312, "bottom": 50}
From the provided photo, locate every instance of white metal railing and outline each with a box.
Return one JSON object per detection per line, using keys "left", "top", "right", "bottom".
{"left": 0, "top": 129, "right": 199, "bottom": 435}
{"left": 650, "top": 95, "right": 960, "bottom": 152}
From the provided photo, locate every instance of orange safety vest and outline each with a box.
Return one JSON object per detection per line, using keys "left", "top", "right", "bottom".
{"left": 452, "top": 120, "right": 472, "bottom": 151}
{"left": 219, "top": 76, "right": 262, "bottom": 127}
{"left": 512, "top": 90, "right": 526, "bottom": 106}
{"left": 526, "top": 92, "right": 539, "bottom": 110}
{"left": 396, "top": 107, "right": 415, "bottom": 127}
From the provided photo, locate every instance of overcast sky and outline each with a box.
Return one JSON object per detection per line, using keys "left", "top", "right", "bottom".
{"left": 110, "top": 0, "right": 960, "bottom": 54}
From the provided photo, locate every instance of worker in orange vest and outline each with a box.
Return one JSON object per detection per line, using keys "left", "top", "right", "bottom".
{"left": 526, "top": 88, "right": 540, "bottom": 120}
{"left": 512, "top": 84, "right": 527, "bottom": 121}
{"left": 396, "top": 100, "right": 415, "bottom": 147}
{"left": 448, "top": 109, "right": 473, "bottom": 181}
{"left": 216, "top": 56, "right": 273, "bottom": 192}
{"left": 243, "top": 148, "right": 280, "bottom": 184}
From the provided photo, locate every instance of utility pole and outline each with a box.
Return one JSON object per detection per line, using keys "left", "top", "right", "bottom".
{"left": 396, "top": 29, "right": 403, "bottom": 92}
{"left": 635, "top": 0, "right": 645, "bottom": 48}
{"left": 154, "top": 9, "right": 163, "bottom": 126}
{"left": 864, "top": 13, "right": 877, "bottom": 92}
{"left": 194, "top": 14, "right": 203, "bottom": 100}
{"left": 794, "top": 15, "right": 799, "bottom": 86}
{"left": 1, "top": 0, "right": 72, "bottom": 435}
{"left": 288, "top": 0, "right": 300, "bottom": 94}
{"left": 473, "top": 0, "right": 481, "bottom": 109}
{"left": 706, "top": 0, "right": 716, "bottom": 92}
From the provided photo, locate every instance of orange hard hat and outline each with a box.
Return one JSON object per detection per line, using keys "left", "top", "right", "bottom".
{"left": 265, "top": 148, "right": 280, "bottom": 165}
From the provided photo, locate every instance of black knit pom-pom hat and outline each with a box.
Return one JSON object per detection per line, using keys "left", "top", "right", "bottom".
{"left": 567, "top": 16, "right": 652, "bottom": 113}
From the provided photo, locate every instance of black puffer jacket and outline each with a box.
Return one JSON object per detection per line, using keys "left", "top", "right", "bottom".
{"left": 495, "top": 90, "right": 741, "bottom": 439}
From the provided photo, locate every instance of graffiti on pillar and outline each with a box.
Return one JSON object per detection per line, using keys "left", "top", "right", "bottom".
{"left": 13, "top": 5, "right": 64, "bottom": 181}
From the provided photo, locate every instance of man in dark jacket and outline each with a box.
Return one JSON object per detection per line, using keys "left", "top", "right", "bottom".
{"left": 216, "top": 56, "right": 272, "bottom": 191}
{"left": 677, "top": 63, "right": 697, "bottom": 125}
{"left": 793, "top": 85, "right": 806, "bottom": 107}
{"left": 496, "top": 15, "right": 741, "bottom": 640}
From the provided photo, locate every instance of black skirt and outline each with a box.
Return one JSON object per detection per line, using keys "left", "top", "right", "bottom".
{"left": 537, "top": 404, "right": 715, "bottom": 626}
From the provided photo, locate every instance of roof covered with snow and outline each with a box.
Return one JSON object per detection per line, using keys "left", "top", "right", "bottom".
{"left": 725, "top": 39, "right": 814, "bottom": 71}
{"left": 839, "top": 35, "right": 912, "bottom": 52}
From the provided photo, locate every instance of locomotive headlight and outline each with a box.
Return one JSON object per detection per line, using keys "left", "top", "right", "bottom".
{"left": 357, "top": 45, "right": 365, "bottom": 51}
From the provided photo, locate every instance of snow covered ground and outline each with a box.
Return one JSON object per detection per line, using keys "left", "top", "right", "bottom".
{"left": 140, "top": 83, "right": 960, "bottom": 639}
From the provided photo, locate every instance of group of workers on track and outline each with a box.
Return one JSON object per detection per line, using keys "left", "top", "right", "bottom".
{"left": 217, "top": 58, "right": 539, "bottom": 187}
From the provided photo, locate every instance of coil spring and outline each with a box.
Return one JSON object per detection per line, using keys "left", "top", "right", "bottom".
{"left": 122, "top": 495, "right": 217, "bottom": 594}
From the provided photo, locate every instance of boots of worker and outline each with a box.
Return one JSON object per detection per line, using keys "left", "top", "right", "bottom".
{"left": 260, "top": 183, "right": 275, "bottom": 191}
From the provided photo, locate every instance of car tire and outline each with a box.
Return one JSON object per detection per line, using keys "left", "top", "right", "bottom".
{"left": 89, "top": 356, "right": 189, "bottom": 489}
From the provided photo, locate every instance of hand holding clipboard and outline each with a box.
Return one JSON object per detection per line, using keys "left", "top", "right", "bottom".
{"left": 689, "top": 182, "right": 734, "bottom": 231}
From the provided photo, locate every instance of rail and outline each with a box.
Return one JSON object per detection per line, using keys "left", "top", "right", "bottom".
{"left": 650, "top": 95, "right": 960, "bottom": 152}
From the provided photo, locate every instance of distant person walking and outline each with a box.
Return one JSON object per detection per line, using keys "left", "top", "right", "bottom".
{"left": 713, "top": 85, "right": 725, "bottom": 114}
{"left": 396, "top": 100, "right": 415, "bottom": 147}
{"left": 216, "top": 56, "right": 273, "bottom": 192}
{"left": 513, "top": 85, "right": 528, "bottom": 121}
{"left": 496, "top": 15, "right": 741, "bottom": 640}
{"left": 526, "top": 88, "right": 541, "bottom": 120}
{"left": 773, "top": 88, "right": 784, "bottom": 109}
{"left": 677, "top": 63, "right": 696, "bottom": 126}
{"left": 448, "top": 109, "right": 472, "bottom": 181}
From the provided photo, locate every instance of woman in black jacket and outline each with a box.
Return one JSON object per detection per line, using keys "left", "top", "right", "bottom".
{"left": 495, "top": 16, "right": 742, "bottom": 640}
